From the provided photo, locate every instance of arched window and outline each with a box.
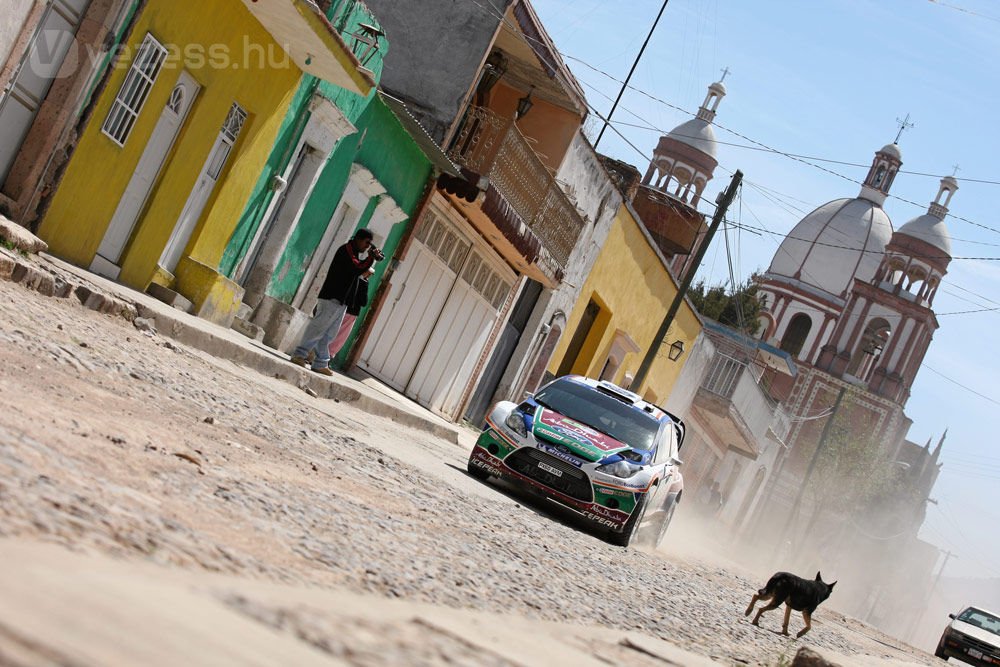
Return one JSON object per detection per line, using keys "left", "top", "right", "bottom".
{"left": 873, "top": 165, "right": 887, "bottom": 188}
{"left": 779, "top": 313, "right": 812, "bottom": 358}
{"left": 846, "top": 317, "right": 891, "bottom": 379}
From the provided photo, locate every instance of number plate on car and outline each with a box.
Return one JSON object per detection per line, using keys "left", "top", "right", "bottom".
{"left": 967, "top": 649, "right": 983, "bottom": 660}
{"left": 537, "top": 462, "right": 563, "bottom": 477}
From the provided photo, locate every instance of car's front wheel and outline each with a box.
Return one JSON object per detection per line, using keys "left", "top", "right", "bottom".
{"left": 608, "top": 495, "right": 648, "bottom": 547}
{"left": 646, "top": 493, "right": 679, "bottom": 548}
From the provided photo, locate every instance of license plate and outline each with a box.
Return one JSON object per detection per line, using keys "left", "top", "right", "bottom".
{"left": 968, "top": 649, "right": 983, "bottom": 660}
{"left": 537, "top": 461, "right": 563, "bottom": 477}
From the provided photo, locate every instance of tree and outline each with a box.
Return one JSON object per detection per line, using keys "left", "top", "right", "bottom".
{"left": 687, "top": 276, "right": 764, "bottom": 336}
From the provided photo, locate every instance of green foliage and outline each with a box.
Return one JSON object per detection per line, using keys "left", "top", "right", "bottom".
{"left": 687, "top": 276, "right": 764, "bottom": 336}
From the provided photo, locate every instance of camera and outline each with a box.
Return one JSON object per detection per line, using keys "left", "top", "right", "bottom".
{"left": 370, "top": 246, "right": 385, "bottom": 261}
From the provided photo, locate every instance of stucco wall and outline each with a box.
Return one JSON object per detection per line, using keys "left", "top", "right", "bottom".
{"left": 486, "top": 131, "right": 621, "bottom": 403}
{"left": 38, "top": 0, "right": 302, "bottom": 289}
{"left": 663, "top": 332, "right": 716, "bottom": 419}
{"left": 360, "top": 0, "right": 512, "bottom": 144}
{"left": 0, "top": 0, "right": 35, "bottom": 80}
{"left": 547, "top": 202, "right": 703, "bottom": 403}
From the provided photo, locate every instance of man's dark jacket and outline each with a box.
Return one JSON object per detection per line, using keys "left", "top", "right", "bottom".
{"left": 319, "top": 241, "right": 375, "bottom": 303}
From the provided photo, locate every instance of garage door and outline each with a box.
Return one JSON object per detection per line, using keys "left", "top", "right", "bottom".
{"left": 0, "top": 0, "right": 91, "bottom": 184}
{"left": 359, "top": 207, "right": 513, "bottom": 417}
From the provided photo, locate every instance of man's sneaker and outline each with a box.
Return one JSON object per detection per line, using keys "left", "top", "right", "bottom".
{"left": 311, "top": 366, "right": 334, "bottom": 377}
{"left": 289, "top": 355, "right": 308, "bottom": 367}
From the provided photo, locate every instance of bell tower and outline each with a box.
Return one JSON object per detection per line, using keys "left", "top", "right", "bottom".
{"left": 817, "top": 176, "right": 956, "bottom": 405}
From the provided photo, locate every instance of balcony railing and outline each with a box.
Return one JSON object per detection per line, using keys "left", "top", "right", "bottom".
{"left": 702, "top": 353, "right": 779, "bottom": 446}
{"left": 449, "top": 106, "right": 584, "bottom": 267}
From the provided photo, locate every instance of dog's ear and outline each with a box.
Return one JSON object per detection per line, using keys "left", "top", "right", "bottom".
{"left": 828, "top": 580, "right": 837, "bottom": 590}
{"left": 816, "top": 571, "right": 822, "bottom": 581}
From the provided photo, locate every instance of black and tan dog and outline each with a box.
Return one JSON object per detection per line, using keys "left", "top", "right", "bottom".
{"left": 745, "top": 571, "right": 837, "bottom": 638}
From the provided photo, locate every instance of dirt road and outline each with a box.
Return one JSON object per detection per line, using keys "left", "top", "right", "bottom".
{"left": 0, "top": 277, "right": 935, "bottom": 666}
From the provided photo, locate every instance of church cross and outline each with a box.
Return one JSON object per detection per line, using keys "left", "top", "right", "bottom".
{"left": 951, "top": 164, "right": 961, "bottom": 177}
{"left": 720, "top": 66, "right": 731, "bottom": 82}
{"left": 894, "top": 113, "right": 915, "bottom": 143}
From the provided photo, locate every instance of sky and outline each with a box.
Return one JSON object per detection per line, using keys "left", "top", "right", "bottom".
{"left": 528, "top": 0, "right": 1000, "bottom": 579}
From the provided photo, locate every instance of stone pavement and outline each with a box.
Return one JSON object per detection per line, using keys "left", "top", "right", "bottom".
{"left": 36, "top": 253, "right": 463, "bottom": 444}
{"left": 0, "top": 539, "right": 721, "bottom": 667}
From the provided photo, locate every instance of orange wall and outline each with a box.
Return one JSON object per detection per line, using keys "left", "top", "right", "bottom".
{"left": 488, "top": 81, "right": 581, "bottom": 172}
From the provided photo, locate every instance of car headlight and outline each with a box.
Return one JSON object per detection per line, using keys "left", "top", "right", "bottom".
{"left": 596, "top": 460, "right": 642, "bottom": 478}
{"left": 504, "top": 411, "right": 528, "bottom": 438}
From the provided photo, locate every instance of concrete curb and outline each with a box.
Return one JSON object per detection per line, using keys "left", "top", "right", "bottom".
{"left": 0, "top": 251, "right": 460, "bottom": 444}
{"left": 135, "top": 302, "right": 461, "bottom": 443}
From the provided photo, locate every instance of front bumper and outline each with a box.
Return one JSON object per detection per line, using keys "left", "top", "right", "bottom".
{"left": 469, "top": 427, "right": 645, "bottom": 532}
{"left": 941, "top": 632, "right": 1000, "bottom": 666}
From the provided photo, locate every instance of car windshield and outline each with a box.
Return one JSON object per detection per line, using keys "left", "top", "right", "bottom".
{"left": 958, "top": 609, "right": 1000, "bottom": 635}
{"left": 533, "top": 378, "right": 660, "bottom": 450}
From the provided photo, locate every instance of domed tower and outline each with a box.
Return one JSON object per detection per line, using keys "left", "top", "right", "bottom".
{"left": 641, "top": 80, "right": 725, "bottom": 207}
{"left": 756, "top": 143, "right": 900, "bottom": 364}
{"left": 816, "top": 176, "right": 956, "bottom": 405}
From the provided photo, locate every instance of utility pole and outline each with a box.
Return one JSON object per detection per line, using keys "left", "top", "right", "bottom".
{"left": 774, "top": 385, "right": 848, "bottom": 557}
{"left": 594, "top": 0, "right": 670, "bottom": 148}
{"left": 632, "top": 169, "right": 742, "bottom": 390}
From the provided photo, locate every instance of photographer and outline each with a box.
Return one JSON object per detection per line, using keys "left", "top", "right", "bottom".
{"left": 290, "top": 228, "right": 383, "bottom": 376}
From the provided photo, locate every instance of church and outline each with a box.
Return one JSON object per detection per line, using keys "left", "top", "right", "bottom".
{"left": 750, "top": 137, "right": 953, "bottom": 631}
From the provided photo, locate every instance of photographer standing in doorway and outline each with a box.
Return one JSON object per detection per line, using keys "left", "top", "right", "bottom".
{"left": 290, "top": 229, "right": 383, "bottom": 376}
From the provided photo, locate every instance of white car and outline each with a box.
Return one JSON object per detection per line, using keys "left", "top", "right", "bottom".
{"left": 936, "top": 606, "right": 1000, "bottom": 665}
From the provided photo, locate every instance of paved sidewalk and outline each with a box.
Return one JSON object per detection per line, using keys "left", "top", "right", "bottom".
{"left": 38, "top": 254, "right": 463, "bottom": 444}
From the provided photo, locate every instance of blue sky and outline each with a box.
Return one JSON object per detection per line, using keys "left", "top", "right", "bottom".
{"left": 529, "top": 0, "right": 1000, "bottom": 579}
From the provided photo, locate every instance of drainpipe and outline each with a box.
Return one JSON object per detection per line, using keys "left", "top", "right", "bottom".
{"left": 344, "top": 171, "right": 438, "bottom": 370}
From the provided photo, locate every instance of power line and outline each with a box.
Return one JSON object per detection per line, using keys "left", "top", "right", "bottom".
{"left": 930, "top": 0, "right": 1000, "bottom": 24}
{"left": 921, "top": 364, "right": 1000, "bottom": 407}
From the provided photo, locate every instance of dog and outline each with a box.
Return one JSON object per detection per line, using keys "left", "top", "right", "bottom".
{"left": 744, "top": 571, "right": 837, "bottom": 638}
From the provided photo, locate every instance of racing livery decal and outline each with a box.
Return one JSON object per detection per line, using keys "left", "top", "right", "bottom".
{"left": 532, "top": 408, "right": 631, "bottom": 461}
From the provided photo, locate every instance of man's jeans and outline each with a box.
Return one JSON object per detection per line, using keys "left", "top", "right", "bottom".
{"left": 293, "top": 298, "right": 348, "bottom": 370}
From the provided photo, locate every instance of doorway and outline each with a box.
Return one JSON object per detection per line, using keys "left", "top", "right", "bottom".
{"left": 159, "top": 101, "right": 247, "bottom": 273}
{"left": 91, "top": 71, "right": 200, "bottom": 279}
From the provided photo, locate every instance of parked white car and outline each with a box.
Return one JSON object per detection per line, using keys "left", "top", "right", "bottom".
{"left": 936, "top": 606, "right": 1000, "bottom": 665}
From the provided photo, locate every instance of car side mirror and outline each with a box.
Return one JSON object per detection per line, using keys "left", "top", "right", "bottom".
{"left": 670, "top": 457, "right": 683, "bottom": 467}
{"left": 523, "top": 392, "right": 534, "bottom": 400}
{"left": 949, "top": 613, "right": 956, "bottom": 620}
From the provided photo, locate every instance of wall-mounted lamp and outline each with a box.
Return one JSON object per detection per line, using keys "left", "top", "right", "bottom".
{"left": 350, "top": 23, "right": 385, "bottom": 67}
{"left": 516, "top": 86, "right": 535, "bottom": 120}
{"left": 668, "top": 340, "right": 685, "bottom": 362}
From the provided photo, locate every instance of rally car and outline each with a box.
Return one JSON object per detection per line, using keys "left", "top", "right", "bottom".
{"left": 467, "top": 375, "right": 685, "bottom": 547}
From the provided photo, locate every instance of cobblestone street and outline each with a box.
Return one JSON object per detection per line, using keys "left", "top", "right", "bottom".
{"left": 0, "top": 278, "right": 936, "bottom": 666}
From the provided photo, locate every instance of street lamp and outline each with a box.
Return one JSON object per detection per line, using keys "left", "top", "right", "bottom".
{"left": 668, "top": 340, "right": 685, "bottom": 361}
{"left": 516, "top": 87, "right": 535, "bottom": 120}
{"left": 349, "top": 23, "right": 385, "bottom": 67}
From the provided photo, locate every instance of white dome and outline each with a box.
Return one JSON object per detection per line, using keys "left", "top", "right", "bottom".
{"left": 767, "top": 197, "right": 894, "bottom": 297}
{"left": 879, "top": 143, "right": 902, "bottom": 160}
{"left": 709, "top": 80, "right": 727, "bottom": 96}
{"left": 666, "top": 118, "right": 718, "bottom": 159}
{"left": 897, "top": 214, "right": 951, "bottom": 256}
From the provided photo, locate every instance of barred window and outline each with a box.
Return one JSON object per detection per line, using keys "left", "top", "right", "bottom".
{"left": 102, "top": 34, "right": 168, "bottom": 146}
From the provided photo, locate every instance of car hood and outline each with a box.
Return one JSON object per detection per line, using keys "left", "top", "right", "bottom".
{"left": 531, "top": 407, "right": 631, "bottom": 462}
{"left": 952, "top": 620, "right": 1000, "bottom": 648}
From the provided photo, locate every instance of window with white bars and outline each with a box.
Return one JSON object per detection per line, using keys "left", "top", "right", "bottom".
{"left": 102, "top": 34, "right": 168, "bottom": 146}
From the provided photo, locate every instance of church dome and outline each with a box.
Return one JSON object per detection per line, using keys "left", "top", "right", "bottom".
{"left": 767, "top": 197, "right": 894, "bottom": 297}
{"left": 896, "top": 214, "right": 951, "bottom": 256}
{"left": 666, "top": 118, "right": 718, "bottom": 159}
{"left": 879, "top": 142, "right": 902, "bottom": 161}
{"left": 894, "top": 175, "right": 957, "bottom": 257}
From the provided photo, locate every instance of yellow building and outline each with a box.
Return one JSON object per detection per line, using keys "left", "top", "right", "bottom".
{"left": 548, "top": 202, "right": 702, "bottom": 404}
{"left": 38, "top": 0, "right": 372, "bottom": 324}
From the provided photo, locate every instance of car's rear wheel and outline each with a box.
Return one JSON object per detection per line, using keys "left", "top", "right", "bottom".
{"left": 467, "top": 458, "right": 491, "bottom": 481}
{"left": 609, "top": 495, "right": 648, "bottom": 547}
